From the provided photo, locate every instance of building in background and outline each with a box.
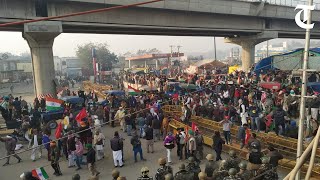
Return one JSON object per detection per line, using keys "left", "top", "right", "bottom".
{"left": 59, "top": 57, "right": 83, "bottom": 78}
{"left": 256, "top": 42, "right": 288, "bottom": 61}
{"left": 53, "top": 56, "right": 65, "bottom": 76}
{"left": 0, "top": 54, "right": 31, "bottom": 82}
{"left": 226, "top": 48, "right": 240, "bottom": 65}
{"left": 16, "top": 62, "right": 33, "bottom": 80}
{"left": 125, "top": 53, "right": 184, "bottom": 70}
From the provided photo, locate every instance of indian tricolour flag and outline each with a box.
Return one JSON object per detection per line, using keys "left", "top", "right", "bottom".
{"left": 128, "top": 85, "right": 141, "bottom": 95}
{"left": 46, "top": 97, "right": 64, "bottom": 111}
{"left": 31, "top": 167, "right": 49, "bottom": 180}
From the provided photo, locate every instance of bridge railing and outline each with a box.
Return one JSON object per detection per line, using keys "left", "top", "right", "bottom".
{"left": 240, "top": 0, "right": 320, "bottom": 9}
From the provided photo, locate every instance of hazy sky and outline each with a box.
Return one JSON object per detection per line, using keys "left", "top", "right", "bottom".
{"left": 1, "top": 31, "right": 313, "bottom": 58}
{"left": 1, "top": 31, "right": 238, "bottom": 57}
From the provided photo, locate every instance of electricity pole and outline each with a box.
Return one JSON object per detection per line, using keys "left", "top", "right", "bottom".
{"left": 177, "top": 45, "right": 182, "bottom": 72}
{"left": 169, "top": 45, "right": 175, "bottom": 76}
{"left": 296, "top": 0, "right": 313, "bottom": 179}
{"left": 177, "top": 45, "right": 182, "bottom": 55}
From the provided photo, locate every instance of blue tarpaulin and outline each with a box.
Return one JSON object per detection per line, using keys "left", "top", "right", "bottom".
{"left": 254, "top": 48, "right": 320, "bottom": 75}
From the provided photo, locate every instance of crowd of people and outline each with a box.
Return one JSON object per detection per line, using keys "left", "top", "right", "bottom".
{"left": 125, "top": 69, "right": 320, "bottom": 141}
{"left": 1, "top": 67, "right": 319, "bottom": 179}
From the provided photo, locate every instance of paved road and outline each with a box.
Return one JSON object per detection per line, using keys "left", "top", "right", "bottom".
{"left": 0, "top": 82, "right": 289, "bottom": 180}
{"left": 0, "top": 124, "right": 290, "bottom": 180}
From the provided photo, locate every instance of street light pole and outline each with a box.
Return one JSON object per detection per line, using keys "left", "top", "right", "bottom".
{"left": 296, "top": 0, "right": 313, "bottom": 179}
{"left": 177, "top": 45, "right": 182, "bottom": 73}
{"left": 169, "top": 45, "right": 175, "bottom": 76}
{"left": 266, "top": 40, "right": 269, "bottom": 57}
{"left": 214, "top": 37, "right": 217, "bottom": 60}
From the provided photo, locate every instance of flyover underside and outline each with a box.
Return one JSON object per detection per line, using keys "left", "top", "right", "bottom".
{"left": 0, "top": 0, "right": 320, "bottom": 38}
{"left": 2, "top": 18, "right": 320, "bottom": 39}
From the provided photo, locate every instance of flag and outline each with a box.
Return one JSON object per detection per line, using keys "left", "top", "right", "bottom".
{"left": 45, "top": 97, "right": 64, "bottom": 111}
{"left": 245, "top": 129, "right": 251, "bottom": 145}
{"left": 128, "top": 85, "right": 141, "bottom": 95}
{"left": 31, "top": 167, "right": 49, "bottom": 180}
{"left": 191, "top": 122, "right": 199, "bottom": 132}
{"left": 75, "top": 108, "right": 87, "bottom": 123}
{"left": 55, "top": 122, "right": 62, "bottom": 139}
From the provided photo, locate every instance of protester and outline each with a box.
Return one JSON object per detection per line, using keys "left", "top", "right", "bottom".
{"left": 130, "top": 131, "right": 146, "bottom": 163}
{"left": 110, "top": 131, "right": 124, "bottom": 167}
{"left": 0, "top": 135, "right": 22, "bottom": 166}
{"left": 219, "top": 116, "right": 232, "bottom": 144}
{"left": 164, "top": 132, "right": 175, "bottom": 164}
{"left": 50, "top": 141, "right": 62, "bottom": 176}
{"left": 75, "top": 137, "right": 84, "bottom": 170}
{"left": 87, "top": 144, "right": 100, "bottom": 176}
{"left": 94, "top": 130, "right": 105, "bottom": 160}
{"left": 145, "top": 124, "right": 154, "bottom": 153}
{"left": 212, "top": 131, "right": 224, "bottom": 161}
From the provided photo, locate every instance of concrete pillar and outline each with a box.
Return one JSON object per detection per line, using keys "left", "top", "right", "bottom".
{"left": 224, "top": 31, "right": 278, "bottom": 72}
{"left": 23, "top": 21, "right": 62, "bottom": 98}
{"left": 240, "top": 41, "right": 256, "bottom": 71}
{"left": 155, "top": 59, "right": 158, "bottom": 70}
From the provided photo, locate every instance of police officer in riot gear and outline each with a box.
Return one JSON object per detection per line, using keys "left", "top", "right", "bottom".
{"left": 186, "top": 157, "right": 201, "bottom": 180}
{"left": 205, "top": 154, "right": 218, "bottom": 178}
{"left": 174, "top": 163, "right": 194, "bottom": 180}
{"left": 236, "top": 162, "right": 253, "bottom": 180}
{"left": 223, "top": 168, "right": 241, "bottom": 180}
{"left": 225, "top": 150, "right": 241, "bottom": 172}
{"left": 257, "top": 157, "right": 278, "bottom": 180}
{"left": 138, "top": 167, "right": 153, "bottom": 180}
{"left": 155, "top": 157, "right": 173, "bottom": 180}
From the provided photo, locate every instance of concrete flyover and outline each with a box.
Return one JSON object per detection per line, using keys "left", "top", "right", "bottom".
{"left": 0, "top": 0, "right": 319, "bottom": 94}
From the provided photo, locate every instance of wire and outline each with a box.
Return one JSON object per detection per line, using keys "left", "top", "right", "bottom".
{"left": 0, "top": 53, "right": 309, "bottom": 160}
{"left": 0, "top": 52, "right": 306, "bottom": 160}
{"left": 0, "top": 84, "right": 208, "bottom": 161}
{"left": 0, "top": 0, "right": 164, "bottom": 27}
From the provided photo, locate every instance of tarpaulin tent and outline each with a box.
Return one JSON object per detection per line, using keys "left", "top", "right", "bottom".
{"left": 185, "top": 59, "right": 226, "bottom": 74}
{"left": 254, "top": 48, "right": 320, "bottom": 75}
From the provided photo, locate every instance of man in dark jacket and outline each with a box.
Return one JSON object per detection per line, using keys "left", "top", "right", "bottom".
{"left": 267, "top": 145, "right": 283, "bottom": 168}
{"left": 12, "top": 97, "right": 21, "bottom": 119}
{"left": 145, "top": 125, "right": 154, "bottom": 153}
{"left": 87, "top": 144, "right": 100, "bottom": 176}
{"left": 152, "top": 114, "right": 161, "bottom": 141}
{"left": 1, "top": 135, "right": 22, "bottom": 166}
{"left": 110, "top": 131, "right": 124, "bottom": 167}
{"left": 131, "top": 131, "right": 146, "bottom": 162}
{"left": 272, "top": 106, "right": 287, "bottom": 136}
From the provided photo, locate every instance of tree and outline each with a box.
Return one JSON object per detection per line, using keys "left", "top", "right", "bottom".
{"left": 136, "top": 48, "right": 162, "bottom": 56}
{"left": 76, "top": 42, "right": 118, "bottom": 73}
{"left": 136, "top": 49, "right": 148, "bottom": 56}
{"left": 147, "top": 48, "right": 161, "bottom": 54}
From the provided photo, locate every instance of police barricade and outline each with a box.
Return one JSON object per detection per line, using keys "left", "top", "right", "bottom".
{"left": 168, "top": 118, "right": 320, "bottom": 176}
{"left": 165, "top": 105, "right": 320, "bottom": 176}
{"left": 164, "top": 105, "right": 320, "bottom": 159}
